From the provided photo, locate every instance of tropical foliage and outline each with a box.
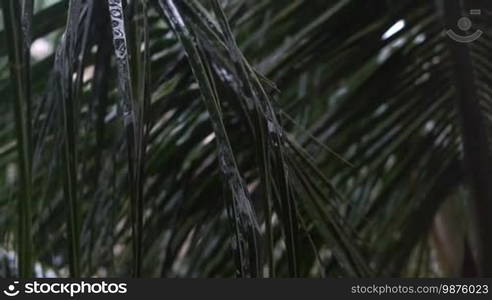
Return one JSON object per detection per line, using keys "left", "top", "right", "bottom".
{"left": 0, "top": 0, "right": 491, "bottom": 277}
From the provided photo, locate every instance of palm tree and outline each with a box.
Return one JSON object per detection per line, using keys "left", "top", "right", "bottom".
{"left": 0, "top": 0, "right": 491, "bottom": 278}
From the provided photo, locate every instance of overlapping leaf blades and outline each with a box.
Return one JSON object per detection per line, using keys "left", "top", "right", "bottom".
{"left": 1, "top": 0, "right": 492, "bottom": 278}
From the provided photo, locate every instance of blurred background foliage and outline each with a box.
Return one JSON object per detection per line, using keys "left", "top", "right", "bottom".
{"left": 1, "top": 0, "right": 492, "bottom": 278}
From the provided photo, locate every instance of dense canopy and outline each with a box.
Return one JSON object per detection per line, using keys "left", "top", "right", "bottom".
{"left": 0, "top": 0, "right": 491, "bottom": 278}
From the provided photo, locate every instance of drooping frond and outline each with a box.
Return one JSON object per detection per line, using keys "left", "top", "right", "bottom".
{"left": 0, "top": 0, "right": 491, "bottom": 278}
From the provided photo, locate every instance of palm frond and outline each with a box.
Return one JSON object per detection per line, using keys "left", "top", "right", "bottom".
{"left": 1, "top": 0, "right": 492, "bottom": 278}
